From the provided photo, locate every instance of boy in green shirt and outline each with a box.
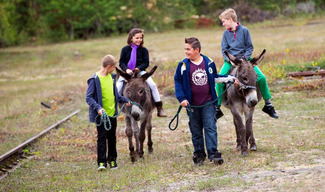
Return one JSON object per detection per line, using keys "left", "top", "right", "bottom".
{"left": 86, "top": 55, "right": 130, "bottom": 171}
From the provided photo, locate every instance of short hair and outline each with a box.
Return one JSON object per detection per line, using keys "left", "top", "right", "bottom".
{"left": 102, "top": 54, "right": 117, "bottom": 67}
{"left": 127, "top": 28, "right": 144, "bottom": 46}
{"left": 185, "top": 37, "right": 201, "bottom": 52}
{"left": 219, "top": 8, "right": 237, "bottom": 22}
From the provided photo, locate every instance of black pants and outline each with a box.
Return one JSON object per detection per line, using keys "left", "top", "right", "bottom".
{"left": 96, "top": 117, "right": 117, "bottom": 166}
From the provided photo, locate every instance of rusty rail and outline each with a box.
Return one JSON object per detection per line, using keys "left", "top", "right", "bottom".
{"left": 288, "top": 70, "right": 325, "bottom": 78}
{"left": 0, "top": 110, "right": 80, "bottom": 164}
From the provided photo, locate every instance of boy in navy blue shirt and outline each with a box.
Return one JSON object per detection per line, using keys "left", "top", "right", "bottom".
{"left": 174, "top": 37, "right": 237, "bottom": 166}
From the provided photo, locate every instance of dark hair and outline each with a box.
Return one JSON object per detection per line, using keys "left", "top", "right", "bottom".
{"left": 185, "top": 37, "right": 201, "bottom": 52}
{"left": 127, "top": 28, "right": 144, "bottom": 46}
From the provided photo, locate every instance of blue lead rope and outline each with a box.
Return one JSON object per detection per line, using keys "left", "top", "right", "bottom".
{"left": 95, "top": 102, "right": 141, "bottom": 131}
{"left": 168, "top": 82, "right": 234, "bottom": 131}
{"left": 95, "top": 110, "right": 113, "bottom": 131}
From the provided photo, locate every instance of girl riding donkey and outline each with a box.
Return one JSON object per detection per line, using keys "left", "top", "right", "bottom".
{"left": 117, "top": 28, "right": 167, "bottom": 117}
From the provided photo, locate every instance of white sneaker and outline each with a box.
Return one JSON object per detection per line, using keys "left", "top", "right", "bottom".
{"left": 97, "top": 163, "right": 106, "bottom": 171}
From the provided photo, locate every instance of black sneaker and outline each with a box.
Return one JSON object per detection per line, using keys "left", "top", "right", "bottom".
{"left": 210, "top": 152, "right": 224, "bottom": 165}
{"left": 109, "top": 160, "right": 118, "bottom": 170}
{"left": 262, "top": 105, "right": 279, "bottom": 119}
{"left": 193, "top": 153, "right": 205, "bottom": 166}
{"left": 215, "top": 106, "right": 224, "bottom": 120}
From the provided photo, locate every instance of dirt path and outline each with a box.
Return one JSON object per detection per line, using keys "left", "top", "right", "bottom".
{"left": 157, "top": 93, "right": 325, "bottom": 192}
{"left": 161, "top": 155, "right": 325, "bottom": 191}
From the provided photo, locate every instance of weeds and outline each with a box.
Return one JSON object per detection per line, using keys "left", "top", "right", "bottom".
{"left": 0, "top": 15, "right": 325, "bottom": 191}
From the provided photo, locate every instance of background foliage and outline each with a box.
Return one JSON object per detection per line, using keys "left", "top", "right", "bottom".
{"left": 0, "top": 0, "right": 324, "bottom": 47}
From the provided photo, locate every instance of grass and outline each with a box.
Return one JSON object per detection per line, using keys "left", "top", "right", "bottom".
{"left": 0, "top": 15, "right": 325, "bottom": 191}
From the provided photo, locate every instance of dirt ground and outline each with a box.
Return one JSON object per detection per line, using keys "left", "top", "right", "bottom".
{"left": 163, "top": 163, "right": 325, "bottom": 191}
{"left": 153, "top": 91, "right": 325, "bottom": 192}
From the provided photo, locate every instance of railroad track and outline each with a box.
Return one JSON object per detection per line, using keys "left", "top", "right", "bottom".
{"left": 0, "top": 110, "right": 80, "bottom": 180}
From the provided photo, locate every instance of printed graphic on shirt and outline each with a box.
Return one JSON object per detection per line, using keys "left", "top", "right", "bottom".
{"left": 192, "top": 68, "right": 207, "bottom": 86}
{"left": 208, "top": 67, "right": 213, "bottom": 74}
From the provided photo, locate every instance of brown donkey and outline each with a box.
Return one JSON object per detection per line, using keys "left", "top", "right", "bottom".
{"left": 116, "top": 66, "right": 157, "bottom": 162}
{"left": 223, "top": 50, "right": 266, "bottom": 156}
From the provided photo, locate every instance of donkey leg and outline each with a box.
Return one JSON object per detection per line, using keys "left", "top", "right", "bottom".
{"left": 132, "top": 119, "right": 141, "bottom": 159}
{"left": 232, "top": 108, "right": 244, "bottom": 152}
{"left": 147, "top": 115, "right": 153, "bottom": 154}
{"left": 232, "top": 110, "right": 247, "bottom": 156}
{"left": 234, "top": 119, "right": 242, "bottom": 151}
{"left": 138, "top": 120, "right": 148, "bottom": 158}
{"left": 246, "top": 110, "right": 257, "bottom": 151}
{"left": 125, "top": 116, "right": 136, "bottom": 162}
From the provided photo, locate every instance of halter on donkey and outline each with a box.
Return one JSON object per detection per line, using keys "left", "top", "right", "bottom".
{"left": 223, "top": 49, "right": 266, "bottom": 156}
{"left": 116, "top": 66, "right": 157, "bottom": 162}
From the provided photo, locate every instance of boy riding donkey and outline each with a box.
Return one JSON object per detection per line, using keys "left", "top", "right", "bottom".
{"left": 215, "top": 8, "right": 279, "bottom": 120}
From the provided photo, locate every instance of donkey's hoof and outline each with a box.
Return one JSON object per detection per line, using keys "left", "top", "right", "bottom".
{"left": 148, "top": 149, "right": 153, "bottom": 154}
{"left": 138, "top": 157, "right": 145, "bottom": 162}
{"left": 250, "top": 144, "right": 257, "bottom": 151}
{"left": 130, "top": 155, "right": 137, "bottom": 163}
{"left": 241, "top": 151, "right": 247, "bottom": 157}
{"left": 236, "top": 145, "right": 241, "bottom": 151}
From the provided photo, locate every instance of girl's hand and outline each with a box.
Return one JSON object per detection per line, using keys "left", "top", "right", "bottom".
{"left": 126, "top": 102, "right": 131, "bottom": 107}
{"left": 126, "top": 69, "right": 133, "bottom": 75}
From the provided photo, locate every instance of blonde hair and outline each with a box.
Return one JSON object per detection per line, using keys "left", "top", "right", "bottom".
{"left": 219, "top": 8, "right": 237, "bottom": 22}
{"left": 102, "top": 54, "right": 117, "bottom": 67}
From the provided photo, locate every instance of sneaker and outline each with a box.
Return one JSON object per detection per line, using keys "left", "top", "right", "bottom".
{"left": 109, "top": 161, "right": 118, "bottom": 170}
{"left": 97, "top": 163, "right": 106, "bottom": 171}
{"left": 262, "top": 105, "right": 279, "bottom": 119}
{"left": 215, "top": 106, "right": 224, "bottom": 120}
{"left": 193, "top": 153, "right": 205, "bottom": 166}
{"left": 210, "top": 152, "right": 224, "bottom": 165}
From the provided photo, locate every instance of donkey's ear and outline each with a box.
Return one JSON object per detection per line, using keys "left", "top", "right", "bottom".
{"left": 142, "top": 66, "right": 157, "bottom": 81}
{"left": 224, "top": 51, "right": 241, "bottom": 66}
{"left": 250, "top": 49, "right": 266, "bottom": 66}
{"left": 116, "top": 67, "right": 132, "bottom": 81}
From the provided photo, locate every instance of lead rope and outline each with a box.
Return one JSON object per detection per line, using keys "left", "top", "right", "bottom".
{"left": 95, "top": 101, "right": 141, "bottom": 131}
{"left": 168, "top": 82, "right": 234, "bottom": 131}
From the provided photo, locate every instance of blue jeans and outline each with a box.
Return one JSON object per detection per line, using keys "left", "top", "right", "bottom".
{"left": 187, "top": 103, "right": 218, "bottom": 159}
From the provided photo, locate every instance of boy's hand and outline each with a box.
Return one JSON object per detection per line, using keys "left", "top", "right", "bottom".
{"left": 98, "top": 108, "right": 105, "bottom": 116}
{"left": 133, "top": 68, "right": 140, "bottom": 73}
{"left": 126, "top": 102, "right": 131, "bottom": 107}
{"left": 181, "top": 100, "right": 189, "bottom": 107}
{"left": 234, "top": 78, "right": 240, "bottom": 85}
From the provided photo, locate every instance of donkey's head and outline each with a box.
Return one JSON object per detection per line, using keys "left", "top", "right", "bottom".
{"left": 224, "top": 49, "right": 266, "bottom": 108}
{"left": 116, "top": 66, "right": 157, "bottom": 121}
